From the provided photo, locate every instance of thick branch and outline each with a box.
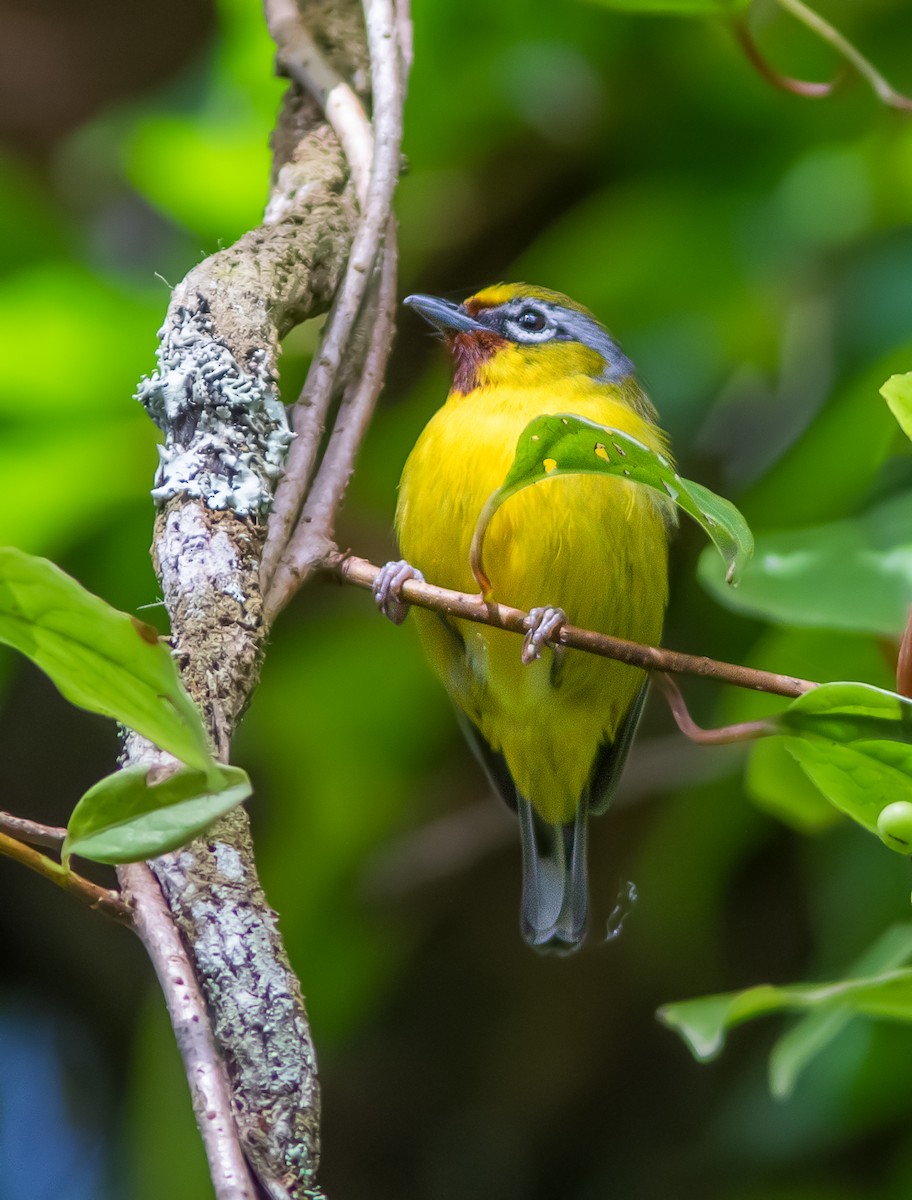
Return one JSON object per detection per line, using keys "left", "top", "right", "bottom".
{"left": 122, "top": 503, "right": 323, "bottom": 1199}
{"left": 120, "top": 862, "right": 257, "bottom": 1200}
{"left": 335, "top": 553, "right": 817, "bottom": 700}
{"left": 123, "top": 8, "right": 370, "bottom": 1197}
{"left": 125, "top": 2, "right": 410, "bottom": 1194}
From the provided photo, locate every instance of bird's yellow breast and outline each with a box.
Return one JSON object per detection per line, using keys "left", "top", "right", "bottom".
{"left": 396, "top": 372, "right": 671, "bottom": 824}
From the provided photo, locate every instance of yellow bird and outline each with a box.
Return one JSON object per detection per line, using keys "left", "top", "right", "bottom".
{"left": 375, "top": 283, "right": 673, "bottom": 951}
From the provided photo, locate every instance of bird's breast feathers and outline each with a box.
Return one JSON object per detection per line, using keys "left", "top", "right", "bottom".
{"left": 396, "top": 377, "right": 672, "bottom": 616}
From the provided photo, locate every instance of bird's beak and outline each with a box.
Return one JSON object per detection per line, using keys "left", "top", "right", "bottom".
{"left": 404, "top": 294, "right": 485, "bottom": 335}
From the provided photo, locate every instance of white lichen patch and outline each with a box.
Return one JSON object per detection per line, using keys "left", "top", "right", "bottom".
{"left": 137, "top": 301, "right": 293, "bottom": 516}
{"left": 157, "top": 505, "right": 247, "bottom": 613}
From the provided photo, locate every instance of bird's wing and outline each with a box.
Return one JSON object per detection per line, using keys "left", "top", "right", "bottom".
{"left": 452, "top": 705, "right": 518, "bottom": 812}
{"left": 586, "top": 681, "right": 649, "bottom": 816}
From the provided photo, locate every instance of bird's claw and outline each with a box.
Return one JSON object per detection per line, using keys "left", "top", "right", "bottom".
{"left": 374, "top": 559, "right": 425, "bottom": 625}
{"left": 522, "top": 606, "right": 567, "bottom": 664}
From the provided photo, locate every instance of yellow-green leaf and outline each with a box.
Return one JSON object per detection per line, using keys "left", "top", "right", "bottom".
{"left": 0, "top": 547, "right": 213, "bottom": 771}
{"left": 63, "top": 764, "right": 252, "bottom": 865}
{"left": 470, "top": 413, "right": 753, "bottom": 596}
{"left": 882, "top": 372, "right": 912, "bottom": 442}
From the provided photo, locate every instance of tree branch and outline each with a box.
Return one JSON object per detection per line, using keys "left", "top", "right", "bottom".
{"left": 264, "top": 224, "right": 398, "bottom": 621}
{"left": 125, "top": 2, "right": 411, "bottom": 1196}
{"left": 0, "top": 830, "right": 130, "bottom": 924}
{"left": 334, "top": 553, "right": 818, "bottom": 700}
{"left": 266, "top": 0, "right": 373, "bottom": 204}
{"left": 0, "top": 810, "right": 67, "bottom": 849}
{"left": 120, "top": 862, "right": 258, "bottom": 1200}
{"left": 262, "top": 0, "right": 407, "bottom": 598}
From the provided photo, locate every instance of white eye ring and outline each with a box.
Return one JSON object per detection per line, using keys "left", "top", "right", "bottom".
{"left": 505, "top": 314, "right": 556, "bottom": 343}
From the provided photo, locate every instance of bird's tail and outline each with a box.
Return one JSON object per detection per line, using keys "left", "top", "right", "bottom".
{"left": 516, "top": 797, "right": 588, "bottom": 952}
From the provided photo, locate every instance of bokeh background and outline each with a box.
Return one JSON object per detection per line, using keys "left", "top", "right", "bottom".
{"left": 2, "top": 0, "right": 912, "bottom": 1197}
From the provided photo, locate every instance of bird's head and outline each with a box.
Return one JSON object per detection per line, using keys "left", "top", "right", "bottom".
{"left": 405, "top": 283, "right": 637, "bottom": 397}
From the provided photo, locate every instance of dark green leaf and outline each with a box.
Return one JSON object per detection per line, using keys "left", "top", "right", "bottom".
{"left": 698, "top": 491, "right": 912, "bottom": 637}
{"left": 775, "top": 683, "right": 912, "bottom": 849}
{"left": 769, "top": 925, "right": 912, "bottom": 1099}
{"left": 663, "top": 971, "right": 912, "bottom": 1057}
{"left": 470, "top": 414, "right": 753, "bottom": 594}
{"left": 659, "top": 960, "right": 912, "bottom": 1064}
{"left": 882, "top": 373, "right": 912, "bottom": 443}
{"left": 63, "top": 764, "right": 252, "bottom": 865}
{"left": 0, "top": 547, "right": 212, "bottom": 771}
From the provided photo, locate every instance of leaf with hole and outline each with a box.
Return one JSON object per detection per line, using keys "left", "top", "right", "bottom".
{"left": 63, "top": 764, "right": 253, "bottom": 865}
{"left": 470, "top": 413, "right": 752, "bottom": 596}
{"left": 0, "top": 547, "right": 213, "bottom": 771}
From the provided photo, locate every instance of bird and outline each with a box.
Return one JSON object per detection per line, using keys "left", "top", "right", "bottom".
{"left": 374, "top": 283, "right": 674, "bottom": 951}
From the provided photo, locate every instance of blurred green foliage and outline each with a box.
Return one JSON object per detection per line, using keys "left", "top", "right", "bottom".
{"left": 3, "top": 0, "right": 912, "bottom": 1197}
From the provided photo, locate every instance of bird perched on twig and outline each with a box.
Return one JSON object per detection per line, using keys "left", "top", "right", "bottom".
{"left": 375, "top": 283, "right": 674, "bottom": 951}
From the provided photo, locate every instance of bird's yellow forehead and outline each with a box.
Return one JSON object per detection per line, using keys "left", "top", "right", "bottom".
{"left": 466, "top": 283, "right": 595, "bottom": 317}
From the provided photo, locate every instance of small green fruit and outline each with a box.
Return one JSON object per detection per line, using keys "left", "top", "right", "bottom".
{"left": 877, "top": 802, "right": 912, "bottom": 853}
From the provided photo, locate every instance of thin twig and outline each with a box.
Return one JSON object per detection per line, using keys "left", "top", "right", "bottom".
{"left": 0, "top": 831, "right": 131, "bottom": 924}
{"left": 394, "top": 0, "right": 414, "bottom": 78}
{"left": 0, "top": 810, "right": 67, "bottom": 849}
{"left": 897, "top": 607, "right": 912, "bottom": 699}
{"left": 334, "top": 553, "right": 818, "bottom": 700}
{"left": 776, "top": 0, "right": 912, "bottom": 110}
{"left": 732, "top": 16, "right": 837, "bottom": 98}
{"left": 265, "top": 227, "right": 398, "bottom": 622}
{"left": 654, "top": 673, "right": 779, "bottom": 744}
{"left": 120, "top": 863, "right": 258, "bottom": 1200}
{"left": 262, "top": 0, "right": 405, "bottom": 593}
{"left": 265, "top": 0, "right": 373, "bottom": 204}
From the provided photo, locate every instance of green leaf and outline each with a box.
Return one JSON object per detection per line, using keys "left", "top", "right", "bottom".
{"left": 775, "top": 683, "right": 912, "bottom": 848}
{"left": 658, "top": 924, "right": 912, "bottom": 1074}
{"left": 882, "top": 373, "right": 912, "bottom": 443}
{"left": 769, "top": 924, "right": 912, "bottom": 1099}
{"left": 698, "top": 491, "right": 912, "bottom": 637}
{"left": 0, "top": 547, "right": 213, "bottom": 772}
{"left": 63, "top": 764, "right": 252, "bottom": 865}
{"left": 470, "top": 413, "right": 753, "bottom": 595}
{"left": 582, "top": 0, "right": 750, "bottom": 14}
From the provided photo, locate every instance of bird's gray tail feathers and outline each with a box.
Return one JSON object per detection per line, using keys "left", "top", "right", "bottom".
{"left": 517, "top": 797, "right": 588, "bottom": 952}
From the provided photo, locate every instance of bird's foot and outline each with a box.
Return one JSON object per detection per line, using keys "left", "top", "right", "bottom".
{"left": 522, "top": 605, "right": 567, "bottom": 664}
{"left": 373, "top": 559, "right": 425, "bottom": 625}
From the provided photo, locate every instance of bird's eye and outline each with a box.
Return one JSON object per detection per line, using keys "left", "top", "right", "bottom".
{"left": 517, "top": 307, "right": 547, "bottom": 332}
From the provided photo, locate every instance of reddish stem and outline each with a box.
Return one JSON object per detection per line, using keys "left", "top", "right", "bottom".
{"left": 733, "top": 17, "right": 838, "bottom": 99}
{"left": 654, "top": 673, "right": 779, "bottom": 745}
{"left": 896, "top": 607, "right": 912, "bottom": 699}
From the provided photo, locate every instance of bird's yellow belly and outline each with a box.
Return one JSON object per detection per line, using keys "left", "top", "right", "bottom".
{"left": 397, "top": 384, "right": 669, "bottom": 824}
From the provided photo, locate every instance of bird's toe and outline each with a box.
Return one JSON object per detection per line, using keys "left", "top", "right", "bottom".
{"left": 374, "top": 559, "right": 425, "bottom": 625}
{"left": 521, "top": 605, "right": 567, "bottom": 664}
